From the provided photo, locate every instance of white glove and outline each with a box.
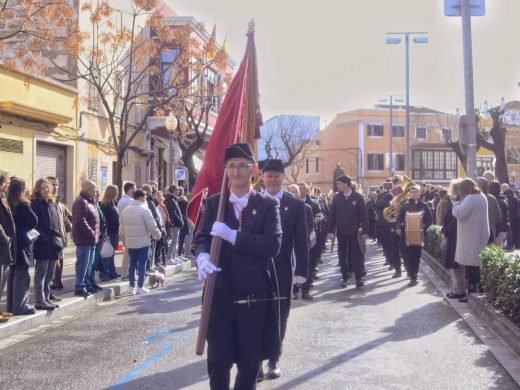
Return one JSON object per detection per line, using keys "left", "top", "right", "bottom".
{"left": 196, "top": 253, "right": 220, "bottom": 280}
{"left": 294, "top": 276, "right": 306, "bottom": 285}
{"left": 210, "top": 222, "right": 237, "bottom": 245}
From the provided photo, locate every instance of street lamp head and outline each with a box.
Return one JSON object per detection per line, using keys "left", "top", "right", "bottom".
{"left": 165, "top": 111, "right": 178, "bottom": 132}
{"left": 413, "top": 37, "right": 429, "bottom": 44}
{"left": 386, "top": 37, "right": 401, "bottom": 45}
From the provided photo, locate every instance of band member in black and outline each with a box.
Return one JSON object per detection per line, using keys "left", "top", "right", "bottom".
{"left": 395, "top": 185, "right": 433, "bottom": 287}
{"left": 327, "top": 175, "right": 369, "bottom": 288}
{"left": 194, "top": 143, "right": 282, "bottom": 390}
{"left": 260, "top": 159, "right": 309, "bottom": 380}
{"left": 375, "top": 183, "right": 392, "bottom": 267}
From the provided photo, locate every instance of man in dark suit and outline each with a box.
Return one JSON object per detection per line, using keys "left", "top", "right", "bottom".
{"left": 194, "top": 143, "right": 282, "bottom": 390}
{"left": 260, "top": 159, "right": 309, "bottom": 380}
{"left": 327, "top": 175, "right": 368, "bottom": 288}
{"left": 298, "top": 182, "right": 323, "bottom": 299}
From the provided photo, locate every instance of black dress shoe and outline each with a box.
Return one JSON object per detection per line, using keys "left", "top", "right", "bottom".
{"left": 49, "top": 294, "right": 62, "bottom": 302}
{"left": 46, "top": 300, "right": 60, "bottom": 308}
{"left": 292, "top": 292, "right": 299, "bottom": 300}
{"left": 302, "top": 292, "right": 314, "bottom": 301}
{"left": 86, "top": 287, "right": 98, "bottom": 294}
{"left": 51, "top": 283, "right": 64, "bottom": 290}
{"left": 74, "top": 290, "right": 91, "bottom": 298}
{"left": 407, "top": 279, "right": 418, "bottom": 288}
{"left": 267, "top": 360, "right": 281, "bottom": 379}
{"left": 340, "top": 280, "right": 347, "bottom": 288}
{"left": 355, "top": 280, "right": 364, "bottom": 288}
{"left": 35, "top": 302, "right": 55, "bottom": 311}
{"left": 446, "top": 292, "right": 466, "bottom": 299}
{"left": 391, "top": 272, "right": 402, "bottom": 279}
{"left": 360, "top": 271, "right": 367, "bottom": 278}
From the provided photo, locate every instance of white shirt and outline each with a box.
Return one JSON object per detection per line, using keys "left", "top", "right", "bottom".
{"left": 229, "top": 191, "right": 251, "bottom": 219}
{"left": 266, "top": 190, "right": 284, "bottom": 200}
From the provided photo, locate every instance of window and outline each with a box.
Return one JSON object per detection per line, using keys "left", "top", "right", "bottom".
{"left": 412, "top": 150, "right": 457, "bottom": 180}
{"left": 305, "top": 158, "right": 310, "bottom": 174}
{"left": 392, "top": 125, "right": 404, "bottom": 138}
{"left": 88, "top": 76, "right": 99, "bottom": 111}
{"left": 368, "top": 153, "right": 384, "bottom": 171}
{"left": 315, "top": 139, "right": 321, "bottom": 148}
{"left": 315, "top": 157, "right": 320, "bottom": 174}
{"left": 415, "top": 127, "right": 427, "bottom": 139}
{"left": 88, "top": 158, "right": 98, "bottom": 182}
{"left": 207, "top": 68, "right": 221, "bottom": 112}
{"left": 395, "top": 154, "right": 405, "bottom": 171}
{"left": 477, "top": 156, "right": 494, "bottom": 176}
{"left": 134, "top": 163, "right": 142, "bottom": 187}
{"left": 367, "top": 124, "right": 384, "bottom": 137}
{"left": 441, "top": 128, "right": 452, "bottom": 141}
{"left": 161, "top": 48, "right": 179, "bottom": 89}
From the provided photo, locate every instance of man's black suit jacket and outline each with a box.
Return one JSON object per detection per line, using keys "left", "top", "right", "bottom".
{"left": 195, "top": 190, "right": 282, "bottom": 295}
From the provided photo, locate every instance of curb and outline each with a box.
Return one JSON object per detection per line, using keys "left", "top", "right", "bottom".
{"left": 0, "top": 260, "right": 194, "bottom": 342}
{"left": 421, "top": 250, "right": 451, "bottom": 285}
{"left": 468, "top": 293, "right": 520, "bottom": 358}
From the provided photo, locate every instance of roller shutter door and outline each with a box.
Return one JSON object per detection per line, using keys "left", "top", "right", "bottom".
{"left": 35, "top": 142, "right": 66, "bottom": 201}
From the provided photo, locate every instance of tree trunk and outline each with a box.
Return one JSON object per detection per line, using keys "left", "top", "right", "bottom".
{"left": 181, "top": 152, "right": 198, "bottom": 192}
{"left": 490, "top": 126, "right": 509, "bottom": 184}
{"left": 114, "top": 153, "right": 124, "bottom": 196}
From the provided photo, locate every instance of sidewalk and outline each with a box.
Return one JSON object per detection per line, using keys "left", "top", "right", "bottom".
{"left": 0, "top": 246, "right": 194, "bottom": 341}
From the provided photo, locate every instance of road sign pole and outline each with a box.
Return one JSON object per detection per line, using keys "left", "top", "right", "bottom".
{"left": 461, "top": 0, "right": 477, "bottom": 180}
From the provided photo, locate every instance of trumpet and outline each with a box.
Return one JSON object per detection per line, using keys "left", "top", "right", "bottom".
{"left": 383, "top": 176, "right": 416, "bottom": 223}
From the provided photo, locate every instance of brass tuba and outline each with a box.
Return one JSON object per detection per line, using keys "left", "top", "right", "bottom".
{"left": 383, "top": 176, "right": 415, "bottom": 223}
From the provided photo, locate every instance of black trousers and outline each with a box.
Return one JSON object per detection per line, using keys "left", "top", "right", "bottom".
{"left": 404, "top": 245, "right": 422, "bottom": 279}
{"left": 388, "top": 231, "right": 401, "bottom": 272}
{"left": 271, "top": 259, "right": 292, "bottom": 362}
{"left": 377, "top": 225, "right": 391, "bottom": 262}
{"left": 207, "top": 290, "right": 269, "bottom": 390}
{"left": 337, "top": 233, "right": 364, "bottom": 280}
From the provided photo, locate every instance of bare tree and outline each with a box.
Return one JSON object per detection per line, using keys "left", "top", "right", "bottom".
{"left": 41, "top": 0, "right": 226, "bottom": 192}
{"left": 262, "top": 115, "right": 319, "bottom": 183}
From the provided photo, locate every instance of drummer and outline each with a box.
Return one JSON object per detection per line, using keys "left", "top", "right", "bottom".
{"left": 395, "top": 185, "right": 433, "bottom": 287}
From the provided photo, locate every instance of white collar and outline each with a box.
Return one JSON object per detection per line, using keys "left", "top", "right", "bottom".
{"left": 230, "top": 190, "right": 251, "bottom": 202}
{"left": 266, "top": 190, "right": 284, "bottom": 199}
{"left": 344, "top": 189, "right": 352, "bottom": 196}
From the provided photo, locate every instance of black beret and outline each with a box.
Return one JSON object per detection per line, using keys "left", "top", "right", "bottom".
{"left": 225, "top": 143, "right": 255, "bottom": 162}
{"left": 258, "top": 160, "right": 266, "bottom": 170}
{"left": 262, "top": 159, "right": 284, "bottom": 174}
{"left": 336, "top": 175, "right": 351, "bottom": 184}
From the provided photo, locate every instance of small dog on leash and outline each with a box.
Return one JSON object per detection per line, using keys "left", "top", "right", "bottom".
{"left": 147, "top": 265, "right": 166, "bottom": 289}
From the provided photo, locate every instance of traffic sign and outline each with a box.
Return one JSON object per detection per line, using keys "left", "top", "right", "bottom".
{"left": 175, "top": 167, "right": 187, "bottom": 181}
{"left": 444, "top": 0, "right": 485, "bottom": 17}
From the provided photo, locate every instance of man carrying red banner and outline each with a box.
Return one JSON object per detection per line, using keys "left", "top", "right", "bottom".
{"left": 194, "top": 143, "right": 282, "bottom": 390}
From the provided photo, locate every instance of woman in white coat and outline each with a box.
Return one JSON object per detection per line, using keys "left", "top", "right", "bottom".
{"left": 120, "top": 189, "right": 161, "bottom": 294}
{"left": 451, "top": 178, "right": 489, "bottom": 302}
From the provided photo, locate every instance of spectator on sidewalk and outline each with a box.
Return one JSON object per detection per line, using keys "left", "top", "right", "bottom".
{"left": 435, "top": 189, "right": 449, "bottom": 228}
{"left": 120, "top": 189, "right": 161, "bottom": 294}
{"left": 117, "top": 181, "right": 135, "bottom": 279}
{"left": 452, "top": 178, "right": 489, "bottom": 303}
{"left": 72, "top": 180, "right": 100, "bottom": 298}
{"left": 477, "top": 177, "right": 502, "bottom": 244}
{"left": 142, "top": 184, "right": 161, "bottom": 270}
{"left": 165, "top": 185, "right": 184, "bottom": 264}
{"left": 48, "top": 176, "right": 71, "bottom": 291}
{"left": 0, "top": 171, "right": 15, "bottom": 308}
{"left": 99, "top": 185, "right": 121, "bottom": 281}
{"left": 89, "top": 189, "right": 106, "bottom": 291}
{"left": 502, "top": 183, "right": 519, "bottom": 249}
{"left": 7, "top": 178, "right": 37, "bottom": 315}
{"left": 176, "top": 188, "right": 191, "bottom": 258}
{"left": 31, "top": 178, "right": 64, "bottom": 310}
{"left": 443, "top": 179, "right": 462, "bottom": 299}
{"left": 488, "top": 180, "right": 509, "bottom": 247}
{"left": 154, "top": 191, "right": 170, "bottom": 267}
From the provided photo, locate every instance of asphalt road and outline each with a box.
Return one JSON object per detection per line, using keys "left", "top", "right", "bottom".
{"left": 0, "top": 242, "right": 518, "bottom": 390}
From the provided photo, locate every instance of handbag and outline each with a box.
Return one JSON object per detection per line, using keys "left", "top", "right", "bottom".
{"left": 100, "top": 236, "right": 114, "bottom": 258}
{"left": 51, "top": 229, "right": 64, "bottom": 250}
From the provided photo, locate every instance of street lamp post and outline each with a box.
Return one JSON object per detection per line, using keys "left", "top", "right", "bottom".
{"left": 165, "top": 111, "right": 178, "bottom": 186}
{"left": 386, "top": 32, "right": 428, "bottom": 177}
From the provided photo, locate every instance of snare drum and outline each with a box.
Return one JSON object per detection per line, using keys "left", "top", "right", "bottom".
{"left": 405, "top": 211, "right": 424, "bottom": 247}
